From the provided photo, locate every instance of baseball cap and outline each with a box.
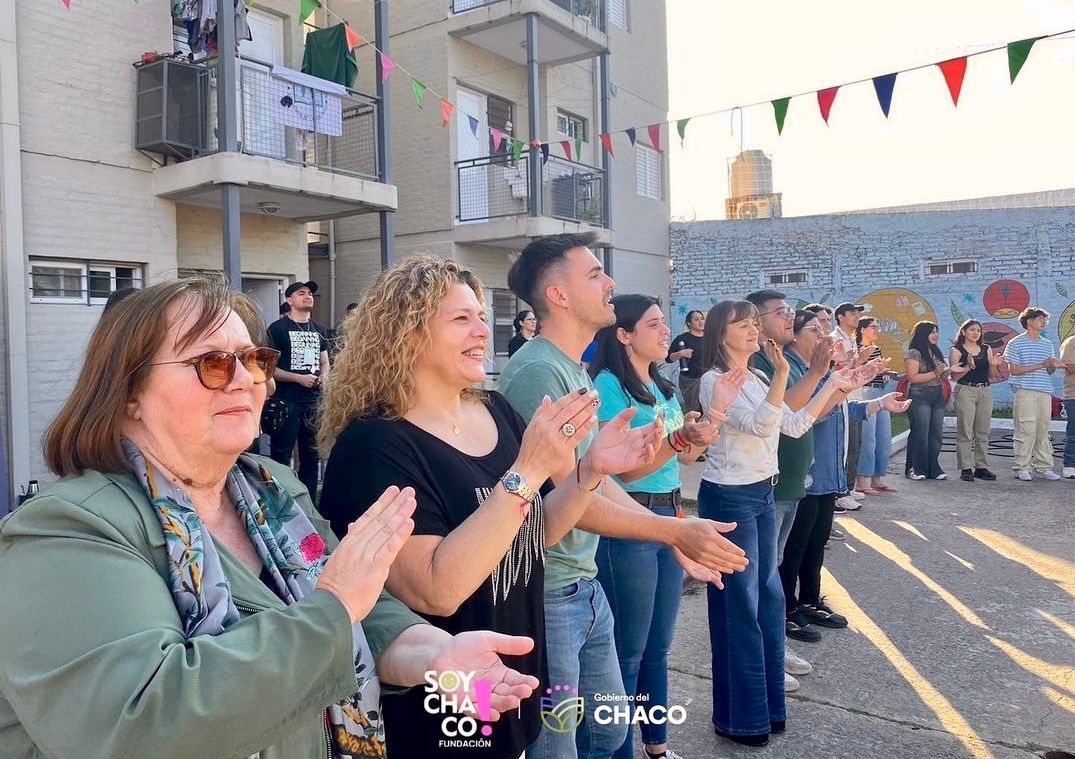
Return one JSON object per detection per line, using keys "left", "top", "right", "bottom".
{"left": 285, "top": 280, "right": 319, "bottom": 297}
{"left": 834, "top": 302, "right": 865, "bottom": 317}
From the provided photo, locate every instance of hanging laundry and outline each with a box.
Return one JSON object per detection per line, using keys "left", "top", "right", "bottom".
{"left": 301, "top": 23, "right": 357, "bottom": 89}
{"left": 271, "top": 66, "right": 346, "bottom": 137}
{"left": 174, "top": 0, "right": 251, "bottom": 56}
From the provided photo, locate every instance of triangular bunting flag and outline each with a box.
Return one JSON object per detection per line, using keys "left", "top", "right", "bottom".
{"left": 772, "top": 98, "right": 790, "bottom": 135}
{"left": 937, "top": 57, "right": 967, "bottom": 106}
{"left": 61, "top": 0, "right": 71, "bottom": 7}
{"left": 440, "top": 99, "right": 454, "bottom": 127}
{"left": 600, "top": 133, "right": 614, "bottom": 157}
{"left": 299, "top": 0, "right": 320, "bottom": 23}
{"left": 676, "top": 118, "right": 690, "bottom": 145}
{"left": 468, "top": 116, "right": 480, "bottom": 139}
{"left": 647, "top": 123, "right": 661, "bottom": 151}
{"left": 411, "top": 78, "right": 427, "bottom": 108}
{"left": 1008, "top": 38, "right": 1038, "bottom": 83}
{"left": 378, "top": 52, "right": 395, "bottom": 84}
{"left": 561, "top": 140, "right": 573, "bottom": 161}
{"left": 625, "top": 127, "right": 637, "bottom": 146}
{"left": 817, "top": 87, "right": 838, "bottom": 125}
{"left": 344, "top": 24, "right": 361, "bottom": 52}
{"left": 574, "top": 137, "right": 583, "bottom": 161}
{"left": 872, "top": 73, "right": 897, "bottom": 118}
{"left": 540, "top": 143, "right": 550, "bottom": 165}
{"left": 512, "top": 139, "right": 523, "bottom": 163}
{"left": 530, "top": 139, "right": 542, "bottom": 149}
{"left": 491, "top": 128, "right": 504, "bottom": 152}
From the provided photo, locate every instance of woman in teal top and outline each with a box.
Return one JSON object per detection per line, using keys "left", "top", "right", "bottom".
{"left": 589, "top": 294, "right": 732, "bottom": 759}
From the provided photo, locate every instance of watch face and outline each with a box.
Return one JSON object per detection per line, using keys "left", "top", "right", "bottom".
{"left": 503, "top": 472, "right": 523, "bottom": 492}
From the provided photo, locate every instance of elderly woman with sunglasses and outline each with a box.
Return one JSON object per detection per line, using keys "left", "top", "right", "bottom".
{"left": 0, "top": 277, "right": 538, "bottom": 759}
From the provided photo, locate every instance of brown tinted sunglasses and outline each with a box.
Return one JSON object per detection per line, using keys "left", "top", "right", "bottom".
{"left": 150, "top": 347, "right": 280, "bottom": 390}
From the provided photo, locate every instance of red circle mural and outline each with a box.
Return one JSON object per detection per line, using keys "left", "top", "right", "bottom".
{"left": 982, "top": 280, "right": 1030, "bottom": 319}
{"left": 979, "top": 321, "right": 1018, "bottom": 381}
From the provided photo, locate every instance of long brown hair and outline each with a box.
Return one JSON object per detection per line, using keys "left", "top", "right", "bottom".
{"left": 43, "top": 275, "right": 263, "bottom": 477}
{"left": 698, "top": 299, "right": 758, "bottom": 373}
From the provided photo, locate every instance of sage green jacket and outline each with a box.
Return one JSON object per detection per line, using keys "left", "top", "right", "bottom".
{"left": 0, "top": 457, "right": 424, "bottom": 759}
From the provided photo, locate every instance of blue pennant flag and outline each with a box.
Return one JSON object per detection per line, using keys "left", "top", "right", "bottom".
{"left": 625, "top": 127, "right": 637, "bottom": 146}
{"left": 872, "top": 73, "right": 897, "bottom": 118}
{"left": 467, "top": 115, "right": 479, "bottom": 138}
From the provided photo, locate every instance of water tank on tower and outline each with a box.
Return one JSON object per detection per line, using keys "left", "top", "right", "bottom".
{"left": 725, "top": 150, "right": 782, "bottom": 220}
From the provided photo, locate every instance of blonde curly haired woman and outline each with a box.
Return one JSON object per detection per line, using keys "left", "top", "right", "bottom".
{"left": 317, "top": 256, "right": 660, "bottom": 759}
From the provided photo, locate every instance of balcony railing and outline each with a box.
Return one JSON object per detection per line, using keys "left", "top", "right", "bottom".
{"left": 456, "top": 152, "right": 606, "bottom": 226}
{"left": 451, "top": 0, "right": 605, "bottom": 31}
{"left": 135, "top": 56, "right": 380, "bottom": 181}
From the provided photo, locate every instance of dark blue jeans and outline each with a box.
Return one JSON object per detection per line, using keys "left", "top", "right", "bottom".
{"left": 1065, "top": 399, "right": 1075, "bottom": 468}
{"left": 596, "top": 502, "right": 683, "bottom": 755}
{"left": 698, "top": 479, "right": 786, "bottom": 736}
{"left": 907, "top": 385, "right": 946, "bottom": 478}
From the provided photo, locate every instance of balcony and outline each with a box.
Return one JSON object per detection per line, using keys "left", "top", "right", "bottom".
{"left": 136, "top": 57, "right": 396, "bottom": 221}
{"left": 448, "top": 0, "right": 608, "bottom": 65}
{"left": 454, "top": 152, "right": 612, "bottom": 248}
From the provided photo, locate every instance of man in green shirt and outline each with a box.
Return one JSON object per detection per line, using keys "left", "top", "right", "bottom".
{"left": 500, "top": 233, "right": 749, "bottom": 759}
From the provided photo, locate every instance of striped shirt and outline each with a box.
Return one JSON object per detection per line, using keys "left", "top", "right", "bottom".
{"left": 1004, "top": 334, "right": 1057, "bottom": 394}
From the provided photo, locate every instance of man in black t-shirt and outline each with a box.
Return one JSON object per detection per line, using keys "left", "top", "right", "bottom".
{"left": 267, "top": 281, "right": 329, "bottom": 498}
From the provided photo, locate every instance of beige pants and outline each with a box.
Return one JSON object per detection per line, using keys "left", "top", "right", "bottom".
{"left": 955, "top": 384, "right": 992, "bottom": 470}
{"left": 1012, "top": 388, "right": 1054, "bottom": 473}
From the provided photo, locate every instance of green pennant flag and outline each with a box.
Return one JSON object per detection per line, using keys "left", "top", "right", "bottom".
{"left": 772, "top": 97, "right": 790, "bottom": 135}
{"left": 411, "top": 78, "right": 427, "bottom": 108}
{"left": 676, "top": 118, "right": 690, "bottom": 145}
{"left": 512, "top": 139, "right": 523, "bottom": 163}
{"left": 299, "top": 0, "right": 320, "bottom": 23}
{"left": 1007, "top": 38, "right": 1038, "bottom": 83}
{"left": 574, "top": 137, "right": 583, "bottom": 161}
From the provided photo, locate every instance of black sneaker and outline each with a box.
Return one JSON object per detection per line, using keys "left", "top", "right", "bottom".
{"left": 960, "top": 469, "right": 975, "bottom": 482}
{"left": 974, "top": 468, "right": 997, "bottom": 481}
{"left": 786, "top": 618, "right": 821, "bottom": 643}
{"left": 829, "top": 527, "right": 845, "bottom": 541}
{"left": 811, "top": 598, "right": 849, "bottom": 628}
{"left": 790, "top": 603, "right": 847, "bottom": 629}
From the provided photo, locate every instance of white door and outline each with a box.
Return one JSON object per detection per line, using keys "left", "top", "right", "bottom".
{"left": 456, "top": 87, "right": 488, "bottom": 222}
{"left": 238, "top": 10, "right": 285, "bottom": 158}
{"left": 242, "top": 276, "right": 285, "bottom": 329}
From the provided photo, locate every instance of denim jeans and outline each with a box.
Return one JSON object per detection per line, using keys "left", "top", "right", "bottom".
{"left": 858, "top": 386, "right": 892, "bottom": 477}
{"left": 528, "top": 578, "right": 628, "bottom": 759}
{"left": 774, "top": 499, "right": 800, "bottom": 563}
{"left": 596, "top": 503, "right": 683, "bottom": 756}
{"left": 1065, "top": 399, "right": 1075, "bottom": 468}
{"left": 907, "top": 385, "right": 945, "bottom": 478}
{"left": 697, "top": 479, "right": 785, "bottom": 736}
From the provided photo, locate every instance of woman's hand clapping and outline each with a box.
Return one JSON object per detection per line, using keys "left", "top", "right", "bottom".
{"left": 514, "top": 390, "right": 602, "bottom": 483}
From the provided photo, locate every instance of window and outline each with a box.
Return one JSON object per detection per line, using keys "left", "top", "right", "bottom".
{"left": 488, "top": 95, "right": 514, "bottom": 155}
{"left": 926, "top": 259, "right": 977, "bottom": 276}
{"left": 29, "top": 258, "right": 144, "bottom": 305}
{"left": 766, "top": 270, "right": 808, "bottom": 286}
{"left": 556, "top": 109, "right": 588, "bottom": 142}
{"left": 635, "top": 144, "right": 661, "bottom": 199}
{"left": 609, "top": 0, "right": 629, "bottom": 30}
{"left": 491, "top": 289, "right": 521, "bottom": 357}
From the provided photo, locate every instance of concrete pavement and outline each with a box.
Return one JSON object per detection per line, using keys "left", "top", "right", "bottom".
{"left": 653, "top": 429, "right": 1075, "bottom": 759}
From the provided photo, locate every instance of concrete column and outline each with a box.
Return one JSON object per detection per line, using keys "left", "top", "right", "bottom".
{"left": 216, "top": 0, "right": 242, "bottom": 284}
{"left": 376, "top": 0, "right": 395, "bottom": 269}
{"left": 526, "top": 14, "right": 542, "bottom": 217}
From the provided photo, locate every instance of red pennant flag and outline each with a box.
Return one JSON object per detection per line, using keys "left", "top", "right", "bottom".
{"left": 647, "top": 123, "right": 661, "bottom": 151}
{"left": 600, "top": 133, "right": 614, "bottom": 157}
{"left": 344, "top": 24, "right": 361, "bottom": 52}
{"left": 817, "top": 87, "right": 838, "bottom": 125}
{"left": 491, "top": 129, "right": 504, "bottom": 152}
{"left": 379, "top": 52, "right": 395, "bottom": 84}
{"left": 530, "top": 139, "right": 543, "bottom": 149}
{"left": 440, "top": 99, "right": 454, "bottom": 127}
{"left": 560, "top": 140, "right": 573, "bottom": 161}
{"left": 937, "top": 57, "right": 967, "bottom": 106}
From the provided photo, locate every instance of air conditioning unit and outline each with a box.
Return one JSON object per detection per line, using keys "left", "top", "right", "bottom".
{"left": 725, "top": 193, "right": 782, "bottom": 221}
{"left": 135, "top": 58, "right": 210, "bottom": 159}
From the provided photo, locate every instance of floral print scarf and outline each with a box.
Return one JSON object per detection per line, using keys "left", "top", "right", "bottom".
{"left": 123, "top": 440, "right": 386, "bottom": 758}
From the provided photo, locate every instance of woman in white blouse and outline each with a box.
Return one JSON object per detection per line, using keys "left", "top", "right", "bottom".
{"left": 696, "top": 299, "right": 852, "bottom": 748}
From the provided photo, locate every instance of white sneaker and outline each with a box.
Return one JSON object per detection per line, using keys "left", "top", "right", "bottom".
{"left": 835, "top": 495, "right": 861, "bottom": 511}
{"left": 643, "top": 750, "right": 686, "bottom": 759}
{"left": 907, "top": 471, "right": 926, "bottom": 481}
{"left": 1017, "top": 470, "right": 1033, "bottom": 481}
{"left": 850, "top": 489, "right": 866, "bottom": 500}
{"left": 784, "top": 672, "right": 800, "bottom": 692}
{"left": 1063, "top": 467, "right": 1075, "bottom": 479}
{"left": 785, "top": 645, "right": 813, "bottom": 675}
{"left": 1041, "top": 470, "right": 1062, "bottom": 481}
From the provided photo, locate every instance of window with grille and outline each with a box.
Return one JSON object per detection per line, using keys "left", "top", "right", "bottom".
{"left": 491, "top": 289, "right": 521, "bottom": 356}
{"left": 635, "top": 144, "right": 661, "bottom": 199}
{"left": 926, "top": 259, "right": 977, "bottom": 276}
{"left": 556, "top": 110, "right": 588, "bottom": 142}
{"left": 609, "top": 0, "right": 629, "bottom": 30}
{"left": 766, "top": 270, "right": 808, "bottom": 286}
{"left": 30, "top": 259, "right": 144, "bottom": 305}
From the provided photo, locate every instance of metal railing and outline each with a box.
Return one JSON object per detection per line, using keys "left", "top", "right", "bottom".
{"left": 456, "top": 152, "right": 606, "bottom": 226}
{"left": 451, "top": 0, "right": 605, "bottom": 31}
{"left": 135, "top": 56, "right": 380, "bottom": 180}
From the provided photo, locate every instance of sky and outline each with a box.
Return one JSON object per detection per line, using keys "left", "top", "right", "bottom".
{"left": 666, "top": 0, "right": 1075, "bottom": 219}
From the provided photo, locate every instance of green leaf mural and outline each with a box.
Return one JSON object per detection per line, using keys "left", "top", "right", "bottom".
{"left": 1057, "top": 282, "right": 1069, "bottom": 298}
{"left": 950, "top": 300, "right": 965, "bottom": 326}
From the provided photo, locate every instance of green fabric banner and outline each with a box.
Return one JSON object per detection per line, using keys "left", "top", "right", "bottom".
{"left": 1007, "top": 38, "right": 1038, "bottom": 83}
{"left": 574, "top": 137, "right": 583, "bottom": 162}
{"left": 676, "top": 118, "right": 690, "bottom": 144}
{"left": 299, "top": 0, "right": 320, "bottom": 23}
{"left": 411, "top": 78, "right": 427, "bottom": 108}
{"left": 512, "top": 139, "right": 523, "bottom": 163}
{"left": 772, "top": 97, "right": 790, "bottom": 135}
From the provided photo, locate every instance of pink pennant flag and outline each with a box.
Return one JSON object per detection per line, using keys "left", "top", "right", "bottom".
{"left": 61, "top": 0, "right": 71, "bottom": 7}
{"left": 647, "top": 123, "right": 661, "bottom": 151}
{"left": 491, "top": 129, "right": 504, "bottom": 152}
{"left": 440, "top": 99, "right": 454, "bottom": 128}
{"left": 530, "top": 139, "right": 543, "bottom": 149}
{"left": 379, "top": 52, "right": 395, "bottom": 84}
{"left": 560, "top": 140, "right": 573, "bottom": 161}
{"left": 344, "top": 24, "right": 361, "bottom": 52}
{"left": 817, "top": 87, "right": 839, "bottom": 125}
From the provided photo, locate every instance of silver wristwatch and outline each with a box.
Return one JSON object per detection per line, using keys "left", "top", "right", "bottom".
{"left": 501, "top": 470, "right": 539, "bottom": 503}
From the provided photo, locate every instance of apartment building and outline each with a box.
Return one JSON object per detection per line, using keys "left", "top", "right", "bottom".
{"left": 0, "top": 0, "right": 396, "bottom": 508}
{"left": 316, "top": 0, "right": 672, "bottom": 366}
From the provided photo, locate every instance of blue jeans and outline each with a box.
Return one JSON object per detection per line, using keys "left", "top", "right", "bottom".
{"left": 1065, "top": 399, "right": 1075, "bottom": 468}
{"left": 907, "top": 385, "right": 945, "bottom": 478}
{"left": 858, "top": 386, "right": 892, "bottom": 478}
{"left": 596, "top": 503, "right": 683, "bottom": 756}
{"left": 774, "top": 499, "right": 800, "bottom": 563}
{"left": 529, "top": 578, "right": 628, "bottom": 759}
{"left": 698, "top": 479, "right": 786, "bottom": 736}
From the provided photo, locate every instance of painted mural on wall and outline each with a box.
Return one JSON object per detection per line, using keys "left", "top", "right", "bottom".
{"left": 672, "top": 276, "right": 1075, "bottom": 405}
